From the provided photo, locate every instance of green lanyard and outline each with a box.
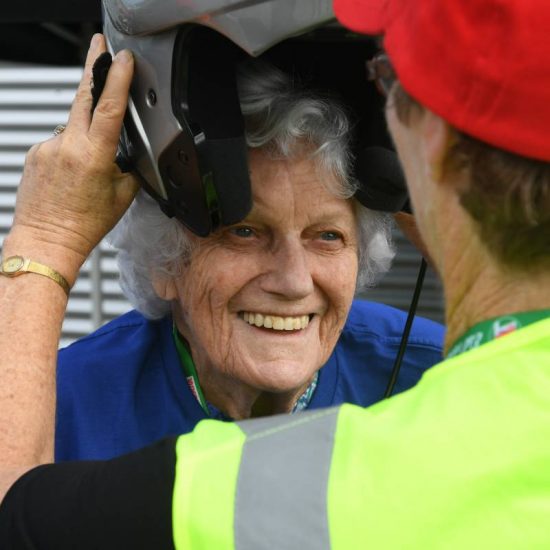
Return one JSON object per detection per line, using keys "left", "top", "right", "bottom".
{"left": 447, "top": 309, "right": 550, "bottom": 359}
{"left": 172, "top": 325, "right": 211, "bottom": 415}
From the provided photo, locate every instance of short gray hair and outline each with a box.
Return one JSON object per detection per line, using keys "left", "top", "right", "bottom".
{"left": 109, "top": 61, "right": 395, "bottom": 319}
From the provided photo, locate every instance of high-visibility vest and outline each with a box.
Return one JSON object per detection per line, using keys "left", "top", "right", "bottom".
{"left": 172, "top": 318, "right": 550, "bottom": 549}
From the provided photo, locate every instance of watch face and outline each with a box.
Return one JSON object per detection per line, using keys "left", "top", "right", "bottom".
{"left": 3, "top": 256, "right": 24, "bottom": 273}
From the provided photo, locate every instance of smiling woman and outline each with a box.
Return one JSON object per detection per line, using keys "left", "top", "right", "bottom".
{"left": 154, "top": 148, "right": 360, "bottom": 418}
{"left": 55, "top": 61, "right": 444, "bottom": 460}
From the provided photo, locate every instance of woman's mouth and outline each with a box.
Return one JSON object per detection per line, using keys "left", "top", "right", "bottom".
{"left": 241, "top": 311, "right": 312, "bottom": 331}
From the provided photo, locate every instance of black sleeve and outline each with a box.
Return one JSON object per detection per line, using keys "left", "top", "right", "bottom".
{"left": 0, "top": 436, "right": 178, "bottom": 550}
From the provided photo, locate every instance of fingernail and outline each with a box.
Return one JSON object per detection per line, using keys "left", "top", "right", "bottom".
{"left": 90, "top": 33, "right": 101, "bottom": 50}
{"left": 115, "top": 49, "right": 133, "bottom": 64}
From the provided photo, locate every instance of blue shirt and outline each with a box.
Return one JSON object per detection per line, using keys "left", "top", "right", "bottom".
{"left": 55, "top": 300, "right": 444, "bottom": 461}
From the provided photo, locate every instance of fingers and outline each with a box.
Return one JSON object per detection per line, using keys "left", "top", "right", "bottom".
{"left": 67, "top": 34, "right": 106, "bottom": 133}
{"left": 88, "top": 49, "right": 134, "bottom": 156}
{"left": 113, "top": 171, "right": 140, "bottom": 212}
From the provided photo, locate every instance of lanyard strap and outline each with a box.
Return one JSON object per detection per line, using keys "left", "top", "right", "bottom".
{"left": 172, "top": 325, "right": 211, "bottom": 415}
{"left": 173, "top": 325, "right": 319, "bottom": 417}
{"left": 447, "top": 309, "right": 550, "bottom": 359}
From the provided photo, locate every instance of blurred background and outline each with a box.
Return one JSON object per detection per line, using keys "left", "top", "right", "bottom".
{"left": 0, "top": 1, "right": 444, "bottom": 347}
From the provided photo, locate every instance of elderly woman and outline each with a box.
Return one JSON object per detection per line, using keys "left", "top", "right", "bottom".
{"left": 2, "top": 2, "right": 550, "bottom": 541}
{"left": 55, "top": 61, "right": 443, "bottom": 461}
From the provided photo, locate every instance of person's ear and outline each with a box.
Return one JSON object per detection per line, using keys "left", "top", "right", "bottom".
{"left": 151, "top": 272, "right": 178, "bottom": 301}
{"left": 420, "top": 110, "right": 456, "bottom": 183}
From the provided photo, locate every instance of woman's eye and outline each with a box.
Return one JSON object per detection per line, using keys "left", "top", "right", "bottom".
{"left": 320, "top": 231, "right": 343, "bottom": 242}
{"left": 230, "top": 226, "right": 255, "bottom": 238}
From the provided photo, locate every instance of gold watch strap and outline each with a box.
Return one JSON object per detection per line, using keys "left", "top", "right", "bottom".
{"left": 1, "top": 256, "right": 70, "bottom": 296}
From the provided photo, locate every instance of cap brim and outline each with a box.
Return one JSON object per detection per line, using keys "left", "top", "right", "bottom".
{"left": 333, "top": 0, "right": 387, "bottom": 35}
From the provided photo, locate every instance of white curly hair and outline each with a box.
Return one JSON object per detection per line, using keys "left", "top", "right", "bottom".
{"left": 108, "top": 61, "right": 395, "bottom": 319}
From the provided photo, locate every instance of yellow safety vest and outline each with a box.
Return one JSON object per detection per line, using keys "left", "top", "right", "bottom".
{"left": 172, "top": 318, "right": 550, "bottom": 549}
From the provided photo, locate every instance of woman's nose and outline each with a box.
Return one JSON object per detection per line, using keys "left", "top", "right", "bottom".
{"left": 260, "top": 237, "right": 314, "bottom": 299}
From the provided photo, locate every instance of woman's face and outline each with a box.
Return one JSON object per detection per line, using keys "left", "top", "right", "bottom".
{"left": 159, "top": 148, "right": 358, "bottom": 394}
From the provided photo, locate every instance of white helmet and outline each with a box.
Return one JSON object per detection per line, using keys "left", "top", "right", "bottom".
{"left": 103, "top": 0, "right": 395, "bottom": 235}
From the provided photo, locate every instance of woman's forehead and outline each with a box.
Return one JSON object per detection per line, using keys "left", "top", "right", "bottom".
{"left": 249, "top": 149, "right": 346, "bottom": 198}
{"left": 246, "top": 153, "right": 355, "bottom": 224}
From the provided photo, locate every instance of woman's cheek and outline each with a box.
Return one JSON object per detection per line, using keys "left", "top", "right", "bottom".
{"left": 318, "top": 253, "right": 357, "bottom": 341}
{"left": 187, "top": 267, "right": 247, "bottom": 342}
{"left": 323, "top": 248, "right": 358, "bottom": 295}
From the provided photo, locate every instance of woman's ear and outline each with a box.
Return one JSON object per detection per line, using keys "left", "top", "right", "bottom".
{"left": 420, "top": 110, "right": 456, "bottom": 183}
{"left": 151, "top": 272, "right": 178, "bottom": 301}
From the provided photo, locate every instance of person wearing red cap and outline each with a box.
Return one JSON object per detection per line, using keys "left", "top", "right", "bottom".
{"left": 1, "top": 1, "right": 550, "bottom": 547}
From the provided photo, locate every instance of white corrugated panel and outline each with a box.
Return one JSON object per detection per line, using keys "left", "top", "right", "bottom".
{"left": 0, "top": 65, "right": 132, "bottom": 349}
{"left": 0, "top": 64, "right": 445, "bottom": 351}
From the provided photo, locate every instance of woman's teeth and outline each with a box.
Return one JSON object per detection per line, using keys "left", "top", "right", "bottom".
{"left": 242, "top": 312, "right": 310, "bottom": 331}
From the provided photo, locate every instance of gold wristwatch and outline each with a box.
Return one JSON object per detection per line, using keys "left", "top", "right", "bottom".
{"left": 0, "top": 255, "right": 70, "bottom": 296}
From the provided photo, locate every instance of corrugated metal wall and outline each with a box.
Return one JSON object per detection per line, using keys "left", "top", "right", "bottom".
{"left": 0, "top": 65, "right": 130, "bottom": 348}
{"left": 0, "top": 64, "right": 445, "bottom": 349}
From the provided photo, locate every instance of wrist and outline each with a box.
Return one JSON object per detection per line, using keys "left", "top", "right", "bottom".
{"left": 3, "top": 227, "right": 86, "bottom": 288}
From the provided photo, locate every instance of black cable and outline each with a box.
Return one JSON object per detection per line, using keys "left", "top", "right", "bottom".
{"left": 384, "top": 258, "right": 427, "bottom": 398}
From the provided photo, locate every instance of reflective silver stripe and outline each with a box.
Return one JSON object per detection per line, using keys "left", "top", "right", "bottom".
{"left": 235, "top": 407, "right": 341, "bottom": 549}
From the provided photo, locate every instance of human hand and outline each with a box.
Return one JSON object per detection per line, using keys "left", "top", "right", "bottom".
{"left": 5, "top": 34, "right": 139, "bottom": 285}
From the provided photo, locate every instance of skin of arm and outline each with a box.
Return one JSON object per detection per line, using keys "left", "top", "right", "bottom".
{"left": 0, "top": 34, "right": 138, "bottom": 502}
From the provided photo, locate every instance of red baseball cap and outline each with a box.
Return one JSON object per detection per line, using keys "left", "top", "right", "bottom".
{"left": 333, "top": 0, "right": 550, "bottom": 161}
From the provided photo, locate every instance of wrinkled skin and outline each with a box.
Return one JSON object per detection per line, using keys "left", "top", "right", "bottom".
{"left": 154, "top": 148, "right": 359, "bottom": 418}
{"left": 0, "top": 34, "right": 138, "bottom": 499}
{"left": 11, "top": 36, "right": 138, "bottom": 281}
